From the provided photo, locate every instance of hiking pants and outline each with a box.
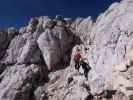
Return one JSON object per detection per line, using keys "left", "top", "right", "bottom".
{"left": 82, "top": 61, "right": 91, "bottom": 79}
{"left": 84, "top": 70, "right": 89, "bottom": 79}
{"left": 75, "top": 60, "right": 80, "bottom": 70}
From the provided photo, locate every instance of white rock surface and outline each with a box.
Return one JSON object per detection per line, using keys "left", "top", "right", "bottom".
{"left": 0, "top": 0, "right": 133, "bottom": 100}
{"left": 37, "top": 26, "right": 75, "bottom": 71}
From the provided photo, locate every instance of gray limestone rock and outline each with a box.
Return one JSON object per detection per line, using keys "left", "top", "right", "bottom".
{"left": 1, "top": 0, "right": 133, "bottom": 99}
{"left": 17, "top": 39, "right": 42, "bottom": 64}
{"left": 0, "top": 64, "right": 48, "bottom": 100}
{"left": 37, "top": 26, "right": 75, "bottom": 71}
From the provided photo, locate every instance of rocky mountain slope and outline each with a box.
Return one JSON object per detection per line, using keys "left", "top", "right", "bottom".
{"left": 0, "top": 0, "right": 133, "bottom": 100}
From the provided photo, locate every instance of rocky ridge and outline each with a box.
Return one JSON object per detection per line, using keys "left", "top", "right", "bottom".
{"left": 0, "top": 0, "right": 133, "bottom": 100}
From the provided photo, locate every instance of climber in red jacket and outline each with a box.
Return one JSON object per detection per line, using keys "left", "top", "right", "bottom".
{"left": 74, "top": 47, "right": 91, "bottom": 80}
{"left": 74, "top": 48, "right": 82, "bottom": 70}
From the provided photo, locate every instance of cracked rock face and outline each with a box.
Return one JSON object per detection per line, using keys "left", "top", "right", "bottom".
{"left": 0, "top": 15, "right": 81, "bottom": 100}
{"left": 0, "top": 0, "right": 133, "bottom": 100}
{"left": 0, "top": 64, "right": 47, "bottom": 100}
{"left": 37, "top": 27, "right": 75, "bottom": 71}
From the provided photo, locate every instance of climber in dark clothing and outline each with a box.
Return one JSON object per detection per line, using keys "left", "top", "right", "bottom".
{"left": 74, "top": 48, "right": 82, "bottom": 70}
{"left": 74, "top": 47, "right": 91, "bottom": 79}
{"left": 81, "top": 59, "right": 91, "bottom": 79}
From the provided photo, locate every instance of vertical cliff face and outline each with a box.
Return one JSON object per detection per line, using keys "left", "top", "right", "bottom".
{"left": 87, "top": 0, "right": 133, "bottom": 96}
{"left": 0, "top": 0, "right": 133, "bottom": 100}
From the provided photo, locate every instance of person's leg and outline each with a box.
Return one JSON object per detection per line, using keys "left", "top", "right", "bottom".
{"left": 81, "top": 61, "right": 89, "bottom": 79}
{"left": 84, "top": 70, "right": 88, "bottom": 79}
{"left": 85, "top": 64, "right": 91, "bottom": 79}
{"left": 75, "top": 63, "right": 78, "bottom": 69}
{"left": 75, "top": 61, "right": 79, "bottom": 70}
{"left": 77, "top": 62, "right": 80, "bottom": 70}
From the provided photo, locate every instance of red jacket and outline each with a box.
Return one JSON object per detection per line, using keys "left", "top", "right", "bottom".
{"left": 74, "top": 52, "right": 82, "bottom": 62}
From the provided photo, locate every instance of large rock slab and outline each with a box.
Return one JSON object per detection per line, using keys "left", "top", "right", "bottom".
{"left": 37, "top": 29, "right": 61, "bottom": 71}
{"left": 0, "top": 64, "right": 48, "bottom": 100}
{"left": 37, "top": 26, "right": 74, "bottom": 71}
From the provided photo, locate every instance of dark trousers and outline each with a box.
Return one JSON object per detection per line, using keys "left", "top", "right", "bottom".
{"left": 81, "top": 61, "right": 91, "bottom": 79}
{"left": 75, "top": 60, "right": 80, "bottom": 70}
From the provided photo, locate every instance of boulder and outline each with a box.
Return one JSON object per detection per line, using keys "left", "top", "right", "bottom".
{"left": 0, "top": 64, "right": 47, "bottom": 100}
{"left": 37, "top": 27, "right": 74, "bottom": 71}
{"left": 37, "top": 29, "right": 61, "bottom": 71}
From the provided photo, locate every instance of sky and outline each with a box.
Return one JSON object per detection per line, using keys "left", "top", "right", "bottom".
{"left": 0, "top": 0, "right": 121, "bottom": 28}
